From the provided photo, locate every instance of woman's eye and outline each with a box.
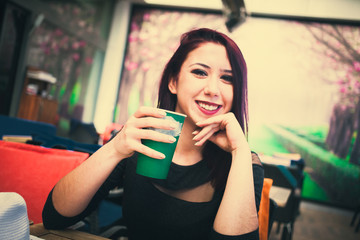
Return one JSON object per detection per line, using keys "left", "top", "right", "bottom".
{"left": 221, "top": 75, "right": 233, "bottom": 83}
{"left": 191, "top": 69, "right": 207, "bottom": 77}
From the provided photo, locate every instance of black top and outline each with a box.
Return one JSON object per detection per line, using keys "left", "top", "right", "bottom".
{"left": 43, "top": 153, "right": 264, "bottom": 240}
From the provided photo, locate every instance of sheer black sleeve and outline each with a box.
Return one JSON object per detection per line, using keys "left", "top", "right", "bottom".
{"left": 209, "top": 155, "right": 264, "bottom": 240}
{"left": 42, "top": 158, "right": 128, "bottom": 229}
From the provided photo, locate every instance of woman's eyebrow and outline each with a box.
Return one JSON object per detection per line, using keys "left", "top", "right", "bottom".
{"left": 190, "top": 63, "right": 210, "bottom": 69}
{"left": 190, "top": 63, "right": 232, "bottom": 74}
{"left": 223, "top": 69, "right": 233, "bottom": 74}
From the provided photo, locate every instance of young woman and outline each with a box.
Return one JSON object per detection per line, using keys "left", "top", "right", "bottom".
{"left": 43, "top": 28, "right": 264, "bottom": 240}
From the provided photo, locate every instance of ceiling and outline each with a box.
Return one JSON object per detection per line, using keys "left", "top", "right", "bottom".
{"left": 135, "top": 0, "right": 360, "bottom": 22}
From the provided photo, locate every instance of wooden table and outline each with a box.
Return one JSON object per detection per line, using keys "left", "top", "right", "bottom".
{"left": 260, "top": 154, "right": 292, "bottom": 166}
{"left": 30, "top": 223, "right": 110, "bottom": 240}
{"left": 269, "top": 186, "right": 292, "bottom": 207}
{"left": 259, "top": 153, "right": 302, "bottom": 167}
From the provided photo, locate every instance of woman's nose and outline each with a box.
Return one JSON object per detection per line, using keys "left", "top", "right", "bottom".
{"left": 204, "top": 77, "right": 220, "bottom": 97}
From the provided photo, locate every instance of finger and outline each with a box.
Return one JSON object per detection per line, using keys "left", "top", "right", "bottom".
{"left": 132, "top": 116, "right": 177, "bottom": 130}
{"left": 131, "top": 140, "right": 166, "bottom": 159}
{"left": 133, "top": 106, "right": 166, "bottom": 119}
{"left": 135, "top": 128, "right": 176, "bottom": 143}
{"left": 192, "top": 124, "right": 218, "bottom": 141}
{"left": 117, "top": 127, "right": 175, "bottom": 158}
{"left": 193, "top": 126, "right": 220, "bottom": 146}
{"left": 196, "top": 117, "right": 222, "bottom": 128}
{"left": 192, "top": 130, "right": 200, "bottom": 135}
{"left": 196, "top": 113, "right": 235, "bottom": 127}
{"left": 194, "top": 128, "right": 219, "bottom": 146}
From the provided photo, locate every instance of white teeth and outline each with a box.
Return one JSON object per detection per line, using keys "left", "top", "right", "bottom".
{"left": 198, "top": 102, "right": 218, "bottom": 111}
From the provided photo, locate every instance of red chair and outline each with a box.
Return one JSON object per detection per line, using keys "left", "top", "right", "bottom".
{"left": 0, "top": 140, "right": 89, "bottom": 224}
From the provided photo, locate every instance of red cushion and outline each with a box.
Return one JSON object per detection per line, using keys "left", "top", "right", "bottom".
{"left": 0, "top": 140, "right": 89, "bottom": 223}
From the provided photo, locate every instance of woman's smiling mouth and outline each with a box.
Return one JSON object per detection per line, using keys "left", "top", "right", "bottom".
{"left": 196, "top": 101, "right": 222, "bottom": 115}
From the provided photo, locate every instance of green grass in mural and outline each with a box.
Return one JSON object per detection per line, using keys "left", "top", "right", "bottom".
{"left": 249, "top": 124, "right": 332, "bottom": 204}
{"left": 267, "top": 124, "right": 360, "bottom": 208}
{"left": 59, "top": 85, "right": 66, "bottom": 101}
{"left": 286, "top": 124, "right": 357, "bottom": 162}
{"left": 301, "top": 172, "right": 329, "bottom": 202}
{"left": 248, "top": 124, "right": 289, "bottom": 155}
{"left": 284, "top": 125, "right": 329, "bottom": 150}
{"left": 346, "top": 131, "right": 357, "bottom": 161}
{"left": 291, "top": 125, "right": 329, "bottom": 141}
{"left": 56, "top": 118, "right": 70, "bottom": 136}
{"left": 70, "top": 81, "right": 81, "bottom": 107}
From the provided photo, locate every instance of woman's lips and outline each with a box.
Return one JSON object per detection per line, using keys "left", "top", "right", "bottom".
{"left": 196, "top": 101, "right": 222, "bottom": 115}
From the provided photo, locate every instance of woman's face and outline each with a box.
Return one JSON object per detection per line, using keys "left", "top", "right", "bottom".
{"left": 169, "top": 42, "right": 234, "bottom": 127}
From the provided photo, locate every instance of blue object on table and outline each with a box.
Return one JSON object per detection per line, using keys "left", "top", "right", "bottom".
{"left": 0, "top": 115, "right": 101, "bottom": 154}
{"left": 0, "top": 115, "right": 56, "bottom": 138}
{"left": 32, "top": 133, "right": 101, "bottom": 154}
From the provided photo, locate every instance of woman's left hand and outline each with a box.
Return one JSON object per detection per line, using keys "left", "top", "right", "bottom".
{"left": 193, "top": 113, "right": 248, "bottom": 153}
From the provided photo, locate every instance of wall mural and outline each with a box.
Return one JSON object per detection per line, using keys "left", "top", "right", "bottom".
{"left": 116, "top": 6, "right": 360, "bottom": 208}
{"left": 26, "top": 1, "right": 110, "bottom": 135}
{"left": 27, "top": 22, "right": 96, "bottom": 134}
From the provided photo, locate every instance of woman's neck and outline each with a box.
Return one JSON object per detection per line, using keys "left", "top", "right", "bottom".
{"left": 172, "top": 120, "right": 203, "bottom": 166}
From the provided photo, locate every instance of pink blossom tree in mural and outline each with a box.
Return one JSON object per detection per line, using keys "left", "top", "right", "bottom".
{"left": 32, "top": 26, "right": 92, "bottom": 120}
{"left": 304, "top": 23, "right": 360, "bottom": 165}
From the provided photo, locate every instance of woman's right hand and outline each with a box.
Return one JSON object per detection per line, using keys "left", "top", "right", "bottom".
{"left": 110, "top": 106, "right": 177, "bottom": 160}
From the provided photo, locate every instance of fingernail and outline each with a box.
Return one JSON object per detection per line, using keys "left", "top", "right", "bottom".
{"left": 169, "top": 136, "right": 176, "bottom": 142}
{"left": 194, "top": 142, "right": 201, "bottom": 146}
{"left": 192, "top": 131, "right": 198, "bottom": 135}
{"left": 158, "top": 153, "right": 166, "bottom": 159}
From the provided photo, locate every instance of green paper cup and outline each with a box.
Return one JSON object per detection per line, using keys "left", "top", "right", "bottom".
{"left": 136, "top": 110, "right": 186, "bottom": 179}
